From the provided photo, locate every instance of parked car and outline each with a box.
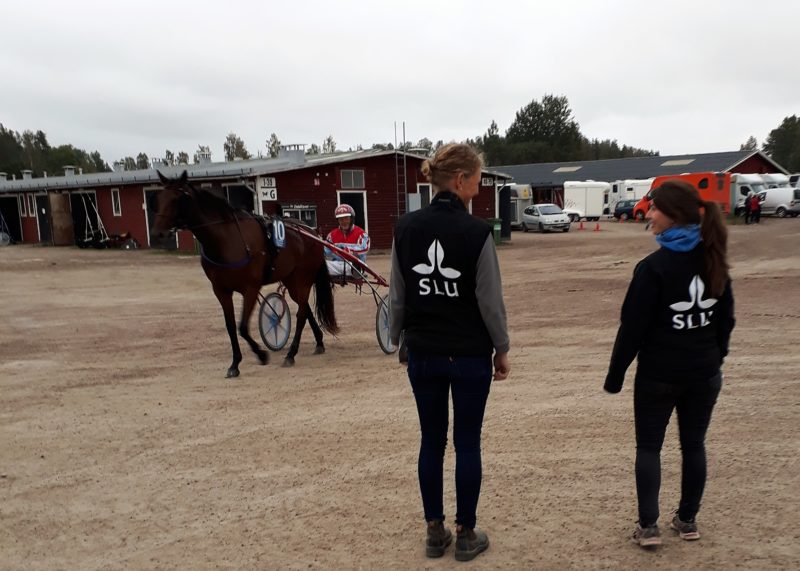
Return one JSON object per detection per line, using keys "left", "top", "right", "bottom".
{"left": 613, "top": 199, "right": 638, "bottom": 220}
{"left": 521, "top": 203, "right": 571, "bottom": 233}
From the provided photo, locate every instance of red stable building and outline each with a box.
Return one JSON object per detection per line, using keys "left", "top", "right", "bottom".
{"left": 0, "top": 148, "right": 509, "bottom": 251}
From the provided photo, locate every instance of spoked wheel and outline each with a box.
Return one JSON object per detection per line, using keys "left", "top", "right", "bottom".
{"left": 259, "top": 292, "right": 292, "bottom": 351}
{"left": 376, "top": 294, "right": 398, "bottom": 354}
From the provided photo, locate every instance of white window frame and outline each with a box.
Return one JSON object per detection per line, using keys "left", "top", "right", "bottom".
{"left": 27, "top": 194, "right": 35, "bottom": 217}
{"left": 111, "top": 188, "right": 122, "bottom": 216}
{"left": 416, "top": 183, "right": 432, "bottom": 208}
{"left": 18, "top": 195, "right": 26, "bottom": 217}
{"left": 336, "top": 190, "right": 368, "bottom": 234}
{"left": 340, "top": 169, "right": 365, "bottom": 189}
{"left": 282, "top": 206, "right": 317, "bottom": 229}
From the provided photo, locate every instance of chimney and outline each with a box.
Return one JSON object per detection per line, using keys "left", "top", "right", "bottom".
{"left": 78, "top": 167, "right": 83, "bottom": 175}
{"left": 197, "top": 148, "right": 212, "bottom": 164}
{"left": 113, "top": 161, "right": 126, "bottom": 172}
{"left": 64, "top": 165, "right": 76, "bottom": 176}
{"left": 0, "top": 172, "right": 8, "bottom": 180}
{"left": 151, "top": 157, "right": 165, "bottom": 169}
{"left": 277, "top": 144, "right": 306, "bottom": 166}
{"left": 22, "top": 169, "right": 33, "bottom": 180}
{"left": 43, "top": 171, "right": 47, "bottom": 178}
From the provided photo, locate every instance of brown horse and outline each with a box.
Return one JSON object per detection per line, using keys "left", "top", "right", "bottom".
{"left": 151, "top": 171, "right": 338, "bottom": 377}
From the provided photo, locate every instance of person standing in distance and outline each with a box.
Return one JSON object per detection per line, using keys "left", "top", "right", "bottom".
{"left": 389, "top": 143, "right": 510, "bottom": 562}
{"left": 604, "top": 180, "right": 735, "bottom": 548}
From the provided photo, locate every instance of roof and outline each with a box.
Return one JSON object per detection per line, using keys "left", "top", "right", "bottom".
{"left": 0, "top": 148, "right": 511, "bottom": 194}
{"left": 494, "top": 150, "right": 787, "bottom": 187}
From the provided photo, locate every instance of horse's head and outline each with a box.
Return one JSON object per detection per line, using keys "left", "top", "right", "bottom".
{"left": 151, "top": 171, "right": 194, "bottom": 242}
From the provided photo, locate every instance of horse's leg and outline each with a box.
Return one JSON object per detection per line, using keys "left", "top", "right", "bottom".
{"left": 284, "top": 302, "right": 308, "bottom": 367}
{"left": 306, "top": 306, "right": 325, "bottom": 354}
{"left": 214, "top": 286, "right": 243, "bottom": 378}
{"left": 239, "top": 288, "right": 268, "bottom": 366}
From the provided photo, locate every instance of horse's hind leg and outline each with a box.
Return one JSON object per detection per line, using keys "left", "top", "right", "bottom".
{"left": 239, "top": 288, "right": 268, "bottom": 366}
{"left": 284, "top": 302, "right": 308, "bottom": 367}
{"left": 306, "top": 306, "right": 325, "bottom": 354}
{"left": 214, "top": 286, "right": 243, "bottom": 379}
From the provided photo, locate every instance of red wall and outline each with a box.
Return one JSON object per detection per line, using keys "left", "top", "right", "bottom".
{"left": 729, "top": 155, "right": 781, "bottom": 174}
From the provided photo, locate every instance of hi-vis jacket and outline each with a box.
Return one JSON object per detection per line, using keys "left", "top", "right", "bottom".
{"left": 604, "top": 245, "right": 735, "bottom": 392}
{"left": 389, "top": 190, "right": 509, "bottom": 357}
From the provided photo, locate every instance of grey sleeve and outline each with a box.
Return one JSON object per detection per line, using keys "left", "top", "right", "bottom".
{"left": 475, "top": 235, "right": 510, "bottom": 354}
{"left": 388, "top": 241, "right": 405, "bottom": 345}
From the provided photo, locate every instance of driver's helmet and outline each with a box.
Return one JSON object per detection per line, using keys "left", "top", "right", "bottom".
{"left": 335, "top": 204, "right": 356, "bottom": 220}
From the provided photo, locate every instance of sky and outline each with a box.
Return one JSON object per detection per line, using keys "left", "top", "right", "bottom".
{"left": 1, "top": 0, "right": 798, "bottom": 165}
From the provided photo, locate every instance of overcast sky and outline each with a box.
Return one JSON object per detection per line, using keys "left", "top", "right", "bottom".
{"left": 2, "top": 0, "right": 798, "bottom": 165}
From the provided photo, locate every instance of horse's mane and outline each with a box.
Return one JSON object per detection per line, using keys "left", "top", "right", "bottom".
{"left": 189, "top": 184, "right": 249, "bottom": 221}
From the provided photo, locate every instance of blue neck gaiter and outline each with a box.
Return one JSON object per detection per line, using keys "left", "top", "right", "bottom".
{"left": 656, "top": 224, "right": 701, "bottom": 252}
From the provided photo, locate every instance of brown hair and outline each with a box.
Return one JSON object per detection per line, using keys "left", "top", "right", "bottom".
{"left": 651, "top": 180, "right": 729, "bottom": 296}
{"left": 421, "top": 143, "right": 483, "bottom": 191}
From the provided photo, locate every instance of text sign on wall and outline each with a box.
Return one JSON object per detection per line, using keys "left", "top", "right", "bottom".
{"left": 258, "top": 176, "right": 278, "bottom": 201}
{"left": 481, "top": 177, "right": 493, "bottom": 187}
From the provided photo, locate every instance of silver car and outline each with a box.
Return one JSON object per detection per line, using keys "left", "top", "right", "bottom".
{"left": 521, "top": 203, "right": 571, "bottom": 233}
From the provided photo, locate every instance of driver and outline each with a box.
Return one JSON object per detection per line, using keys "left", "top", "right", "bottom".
{"left": 325, "top": 204, "right": 370, "bottom": 263}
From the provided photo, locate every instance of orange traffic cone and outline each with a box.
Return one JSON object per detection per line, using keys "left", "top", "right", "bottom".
{"left": 593, "top": 222, "right": 601, "bottom": 232}
{"left": 579, "top": 221, "right": 585, "bottom": 230}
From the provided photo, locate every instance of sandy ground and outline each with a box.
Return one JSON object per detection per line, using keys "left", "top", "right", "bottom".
{"left": 1, "top": 218, "right": 799, "bottom": 570}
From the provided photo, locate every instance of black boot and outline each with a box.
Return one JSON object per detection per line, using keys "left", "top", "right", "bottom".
{"left": 426, "top": 520, "right": 452, "bottom": 558}
{"left": 454, "top": 524, "right": 489, "bottom": 561}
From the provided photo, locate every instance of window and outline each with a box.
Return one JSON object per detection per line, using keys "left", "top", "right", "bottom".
{"left": 18, "top": 195, "right": 26, "bottom": 217}
{"left": 283, "top": 206, "right": 317, "bottom": 229}
{"left": 111, "top": 188, "right": 122, "bottom": 216}
{"left": 698, "top": 178, "right": 709, "bottom": 189}
{"left": 27, "top": 194, "right": 35, "bottom": 217}
{"left": 340, "top": 169, "right": 364, "bottom": 189}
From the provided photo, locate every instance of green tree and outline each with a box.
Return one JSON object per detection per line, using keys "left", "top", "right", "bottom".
{"left": 322, "top": 135, "right": 337, "bottom": 154}
{"left": 306, "top": 143, "right": 320, "bottom": 155}
{"left": 224, "top": 132, "right": 251, "bottom": 161}
{"left": 266, "top": 133, "right": 281, "bottom": 158}
{"left": 136, "top": 153, "right": 149, "bottom": 169}
{"left": 164, "top": 149, "right": 175, "bottom": 166}
{"left": 739, "top": 135, "right": 759, "bottom": 151}
{"left": 505, "top": 94, "right": 582, "bottom": 161}
{"left": 123, "top": 156, "right": 137, "bottom": 170}
{"left": 762, "top": 116, "right": 800, "bottom": 172}
{"left": 176, "top": 151, "right": 190, "bottom": 165}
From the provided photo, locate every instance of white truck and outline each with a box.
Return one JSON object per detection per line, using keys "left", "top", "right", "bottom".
{"left": 562, "top": 181, "right": 609, "bottom": 221}
{"left": 607, "top": 178, "right": 654, "bottom": 215}
{"left": 731, "top": 173, "right": 768, "bottom": 216}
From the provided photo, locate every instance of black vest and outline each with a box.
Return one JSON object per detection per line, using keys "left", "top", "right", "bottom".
{"left": 394, "top": 191, "right": 493, "bottom": 356}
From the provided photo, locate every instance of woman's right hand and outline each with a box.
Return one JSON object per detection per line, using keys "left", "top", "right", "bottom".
{"left": 493, "top": 352, "right": 510, "bottom": 381}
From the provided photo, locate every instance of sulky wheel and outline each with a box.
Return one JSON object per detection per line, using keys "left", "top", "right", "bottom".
{"left": 259, "top": 292, "right": 292, "bottom": 351}
{"left": 376, "top": 294, "right": 398, "bottom": 354}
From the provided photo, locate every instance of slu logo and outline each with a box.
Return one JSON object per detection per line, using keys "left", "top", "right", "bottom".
{"left": 413, "top": 239, "right": 461, "bottom": 297}
{"left": 670, "top": 275, "right": 717, "bottom": 330}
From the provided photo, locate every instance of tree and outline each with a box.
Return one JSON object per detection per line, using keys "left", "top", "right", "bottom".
{"left": 136, "top": 152, "right": 149, "bottom": 169}
{"left": 739, "top": 136, "right": 759, "bottom": 151}
{"left": 415, "top": 138, "right": 433, "bottom": 152}
{"left": 762, "top": 115, "right": 800, "bottom": 172}
{"left": 266, "top": 133, "right": 281, "bottom": 158}
{"left": 322, "top": 135, "right": 337, "bottom": 154}
{"left": 123, "top": 156, "right": 137, "bottom": 170}
{"left": 176, "top": 151, "right": 189, "bottom": 165}
{"left": 164, "top": 149, "right": 175, "bottom": 166}
{"left": 306, "top": 143, "right": 321, "bottom": 155}
{"left": 505, "top": 94, "right": 582, "bottom": 162}
{"left": 224, "top": 132, "right": 251, "bottom": 161}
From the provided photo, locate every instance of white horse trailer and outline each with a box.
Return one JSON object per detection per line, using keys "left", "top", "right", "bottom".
{"left": 607, "top": 179, "right": 654, "bottom": 215}
{"left": 502, "top": 184, "right": 533, "bottom": 228}
{"left": 562, "top": 181, "right": 609, "bottom": 221}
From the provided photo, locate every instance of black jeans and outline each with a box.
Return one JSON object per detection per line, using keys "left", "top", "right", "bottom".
{"left": 407, "top": 351, "right": 492, "bottom": 529}
{"left": 634, "top": 373, "right": 722, "bottom": 526}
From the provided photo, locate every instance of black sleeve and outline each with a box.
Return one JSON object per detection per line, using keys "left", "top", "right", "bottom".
{"left": 716, "top": 279, "right": 736, "bottom": 364}
{"left": 604, "top": 260, "right": 660, "bottom": 393}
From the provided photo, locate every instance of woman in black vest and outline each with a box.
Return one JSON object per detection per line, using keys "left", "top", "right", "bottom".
{"left": 604, "top": 180, "right": 735, "bottom": 548}
{"left": 389, "top": 143, "right": 510, "bottom": 561}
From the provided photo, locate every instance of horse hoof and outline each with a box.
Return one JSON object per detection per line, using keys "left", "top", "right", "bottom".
{"left": 314, "top": 345, "right": 325, "bottom": 355}
{"left": 226, "top": 368, "right": 240, "bottom": 378}
{"left": 258, "top": 350, "right": 268, "bottom": 365}
{"left": 282, "top": 358, "right": 295, "bottom": 368}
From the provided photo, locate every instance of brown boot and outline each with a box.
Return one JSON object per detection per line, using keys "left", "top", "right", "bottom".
{"left": 454, "top": 524, "right": 489, "bottom": 561}
{"left": 426, "top": 520, "right": 453, "bottom": 558}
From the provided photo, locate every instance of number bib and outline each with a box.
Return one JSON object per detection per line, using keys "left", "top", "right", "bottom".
{"left": 272, "top": 219, "right": 286, "bottom": 249}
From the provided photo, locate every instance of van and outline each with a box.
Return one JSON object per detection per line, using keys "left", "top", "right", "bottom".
{"left": 788, "top": 187, "right": 800, "bottom": 216}
{"left": 758, "top": 186, "right": 798, "bottom": 218}
{"left": 632, "top": 172, "right": 731, "bottom": 220}
{"left": 731, "top": 173, "right": 768, "bottom": 216}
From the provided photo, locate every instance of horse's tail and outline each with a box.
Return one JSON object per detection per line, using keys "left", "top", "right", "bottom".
{"left": 313, "top": 260, "right": 339, "bottom": 335}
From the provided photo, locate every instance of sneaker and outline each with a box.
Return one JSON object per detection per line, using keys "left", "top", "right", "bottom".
{"left": 454, "top": 525, "right": 489, "bottom": 561}
{"left": 632, "top": 524, "right": 662, "bottom": 548}
{"left": 671, "top": 514, "right": 700, "bottom": 540}
{"left": 426, "top": 520, "right": 452, "bottom": 558}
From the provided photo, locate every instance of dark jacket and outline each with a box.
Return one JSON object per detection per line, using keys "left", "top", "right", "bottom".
{"left": 389, "top": 191, "right": 509, "bottom": 357}
{"left": 604, "top": 244, "right": 735, "bottom": 392}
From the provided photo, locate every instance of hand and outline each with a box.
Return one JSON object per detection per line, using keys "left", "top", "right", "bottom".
{"left": 493, "top": 352, "right": 510, "bottom": 381}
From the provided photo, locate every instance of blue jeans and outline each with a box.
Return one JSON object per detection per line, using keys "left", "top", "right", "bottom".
{"left": 634, "top": 373, "right": 722, "bottom": 526}
{"left": 407, "top": 351, "right": 493, "bottom": 529}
